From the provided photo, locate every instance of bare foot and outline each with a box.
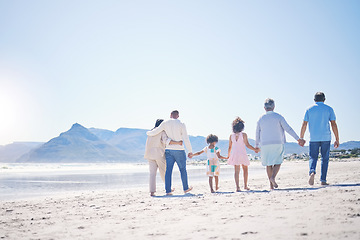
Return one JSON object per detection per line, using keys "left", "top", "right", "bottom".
{"left": 166, "top": 192, "right": 173, "bottom": 196}
{"left": 236, "top": 188, "right": 241, "bottom": 192}
{"left": 270, "top": 178, "right": 278, "bottom": 188}
{"left": 244, "top": 186, "right": 250, "bottom": 191}
{"left": 211, "top": 189, "right": 215, "bottom": 193}
{"left": 184, "top": 186, "right": 193, "bottom": 193}
{"left": 171, "top": 188, "right": 175, "bottom": 193}
{"left": 309, "top": 173, "right": 315, "bottom": 186}
{"left": 321, "top": 182, "right": 329, "bottom": 186}
{"left": 150, "top": 192, "right": 155, "bottom": 197}
{"left": 270, "top": 182, "right": 274, "bottom": 190}
{"left": 216, "top": 186, "right": 219, "bottom": 191}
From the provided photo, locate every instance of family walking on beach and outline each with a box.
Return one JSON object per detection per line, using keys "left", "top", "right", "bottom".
{"left": 144, "top": 92, "right": 339, "bottom": 196}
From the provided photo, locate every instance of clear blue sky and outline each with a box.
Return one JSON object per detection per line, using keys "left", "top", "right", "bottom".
{"left": 0, "top": 0, "right": 359, "bottom": 145}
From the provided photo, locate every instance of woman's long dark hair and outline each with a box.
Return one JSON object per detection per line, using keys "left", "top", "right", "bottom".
{"left": 152, "top": 119, "right": 164, "bottom": 130}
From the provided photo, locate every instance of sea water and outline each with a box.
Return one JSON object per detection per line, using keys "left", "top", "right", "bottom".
{"left": 0, "top": 161, "right": 266, "bottom": 200}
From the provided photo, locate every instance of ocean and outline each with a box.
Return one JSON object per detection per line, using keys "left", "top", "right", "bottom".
{"left": 0, "top": 161, "right": 266, "bottom": 200}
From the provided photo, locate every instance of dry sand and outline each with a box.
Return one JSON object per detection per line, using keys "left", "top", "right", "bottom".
{"left": 1, "top": 160, "right": 359, "bottom": 240}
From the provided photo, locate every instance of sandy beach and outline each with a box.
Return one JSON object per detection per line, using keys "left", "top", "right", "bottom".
{"left": 1, "top": 160, "right": 359, "bottom": 240}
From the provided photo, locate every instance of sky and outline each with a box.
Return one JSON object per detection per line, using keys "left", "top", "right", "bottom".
{"left": 0, "top": 0, "right": 359, "bottom": 146}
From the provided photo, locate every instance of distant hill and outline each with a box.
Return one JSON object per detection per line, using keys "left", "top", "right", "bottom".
{"left": 17, "top": 123, "right": 131, "bottom": 163}
{"left": 1, "top": 123, "right": 358, "bottom": 163}
{"left": 334, "top": 141, "right": 360, "bottom": 150}
{"left": 90, "top": 128, "right": 309, "bottom": 158}
{"left": 0, "top": 142, "right": 44, "bottom": 162}
{"left": 89, "top": 127, "right": 148, "bottom": 157}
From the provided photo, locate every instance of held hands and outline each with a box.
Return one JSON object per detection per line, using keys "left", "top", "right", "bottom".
{"left": 298, "top": 138, "right": 306, "bottom": 147}
{"left": 254, "top": 147, "right": 260, "bottom": 153}
{"left": 188, "top": 153, "right": 193, "bottom": 158}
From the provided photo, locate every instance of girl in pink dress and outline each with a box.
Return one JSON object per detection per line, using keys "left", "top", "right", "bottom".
{"left": 228, "top": 117, "right": 258, "bottom": 191}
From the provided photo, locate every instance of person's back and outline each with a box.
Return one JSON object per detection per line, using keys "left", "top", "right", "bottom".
{"left": 305, "top": 102, "right": 335, "bottom": 142}
{"left": 151, "top": 118, "right": 192, "bottom": 152}
{"left": 144, "top": 131, "right": 166, "bottom": 160}
{"left": 300, "top": 92, "right": 339, "bottom": 186}
{"left": 256, "top": 111, "right": 298, "bottom": 146}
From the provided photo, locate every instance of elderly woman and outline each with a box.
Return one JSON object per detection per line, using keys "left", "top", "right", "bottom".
{"left": 255, "top": 99, "right": 305, "bottom": 190}
{"left": 144, "top": 119, "right": 183, "bottom": 196}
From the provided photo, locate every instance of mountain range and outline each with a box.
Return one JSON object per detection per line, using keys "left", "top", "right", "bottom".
{"left": 1, "top": 123, "right": 359, "bottom": 163}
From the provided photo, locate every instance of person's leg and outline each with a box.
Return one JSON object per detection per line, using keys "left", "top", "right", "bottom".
{"left": 309, "top": 141, "right": 320, "bottom": 185}
{"left": 215, "top": 176, "right": 219, "bottom": 191}
{"left": 270, "top": 164, "right": 281, "bottom": 188}
{"left": 266, "top": 166, "right": 274, "bottom": 189}
{"left": 272, "top": 164, "right": 281, "bottom": 178}
{"left": 209, "top": 177, "right": 214, "bottom": 193}
{"left": 156, "top": 157, "right": 166, "bottom": 183}
{"left": 320, "top": 141, "right": 331, "bottom": 184}
{"left": 242, "top": 165, "right": 249, "bottom": 190}
{"left": 174, "top": 150, "right": 191, "bottom": 192}
{"left": 148, "top": 160, "right": 157, "bottom": 195}
{"left": 165, "top": 150, "right": 176, "bottom": 194}
{"left": 234, "top": 165, "right": 241, "bottom": 191}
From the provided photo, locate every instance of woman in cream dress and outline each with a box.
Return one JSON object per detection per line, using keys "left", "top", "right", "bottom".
{"left": 144, "top": 119, "right": 182, "bottom": 196}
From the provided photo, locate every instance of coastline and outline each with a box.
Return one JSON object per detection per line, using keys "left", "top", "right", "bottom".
{"left": 1, "top": 160, "right": 359, "bottom": 239}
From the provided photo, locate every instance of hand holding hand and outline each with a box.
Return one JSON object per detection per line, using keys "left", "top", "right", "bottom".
{"left": 334, "top": 140, "right": 339, "bottom": 148}
{"left": 188, "top": 153, "right": 193, "bottom": 158}
{"left": 298, "top": 138, "right": 306, "bottom": 147}
{"left": 254, "top": 147, "right": 260, "bottom": 153}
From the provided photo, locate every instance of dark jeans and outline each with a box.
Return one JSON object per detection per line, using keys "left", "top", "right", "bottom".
{"left": 309, "top": 141, "right": 330, "bottom": 183}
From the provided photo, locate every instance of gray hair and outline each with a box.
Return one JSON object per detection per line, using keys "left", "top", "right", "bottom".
{"left": 264, "top": 98, "right": 275, "bottom": 110}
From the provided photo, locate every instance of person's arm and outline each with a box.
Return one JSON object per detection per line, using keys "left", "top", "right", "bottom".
{"left": 161, "top": 132, "right": 182, "bottom": 146}
{"left": 192, "top": 150, "right": 204, "bottom": 157}
{"left": 280, "top": 116, "right": 300, "bottom": 141}
{"left": 300, "top": 121, "right": 307, "bottom": 139}
{"left": 170, "top": 140, "right": 183, "bottom": 145}
{"left": 216, "top": 151, "right": 228, "bottom": 159}
{"left": 242, "top": 132, "right": 257, "bottom": 152}
{"left": 299, "top": 121, "right": 308, "bottom": 147}
{"left": 181, "top": 123, "right": 193, "bottom": 157}
{"left": 228, "top": 135, "right": 232, "bottom": 156}
{"left": 147, "top": 122, "right": 165, "bottom": 136}
{"left": 331, "top": 120, "right": 340, "bottom": 148}
{"left": 255, "top": 121, "right": 260, "bottom": 148}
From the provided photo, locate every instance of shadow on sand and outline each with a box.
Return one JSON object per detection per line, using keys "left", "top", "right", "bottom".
{"left": 153, "top": 183, "right": 360, "bottom": 197}
{"left": 153, "top": 193, "right": 204, "bottom": 198}
{"left": 273, "top": 183, "right": 360, "bottom": 192}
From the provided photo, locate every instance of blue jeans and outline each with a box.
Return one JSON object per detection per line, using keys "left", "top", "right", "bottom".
{"left": 309, "top": 141, "right": 330, "bottom": 183}
{"left": 165, "top": 150, "right": 189, "bottom": 193}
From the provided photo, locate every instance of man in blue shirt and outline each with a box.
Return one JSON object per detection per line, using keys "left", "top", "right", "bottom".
{"left": 300, "top": 92, "right": 340, "bottom": 186}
